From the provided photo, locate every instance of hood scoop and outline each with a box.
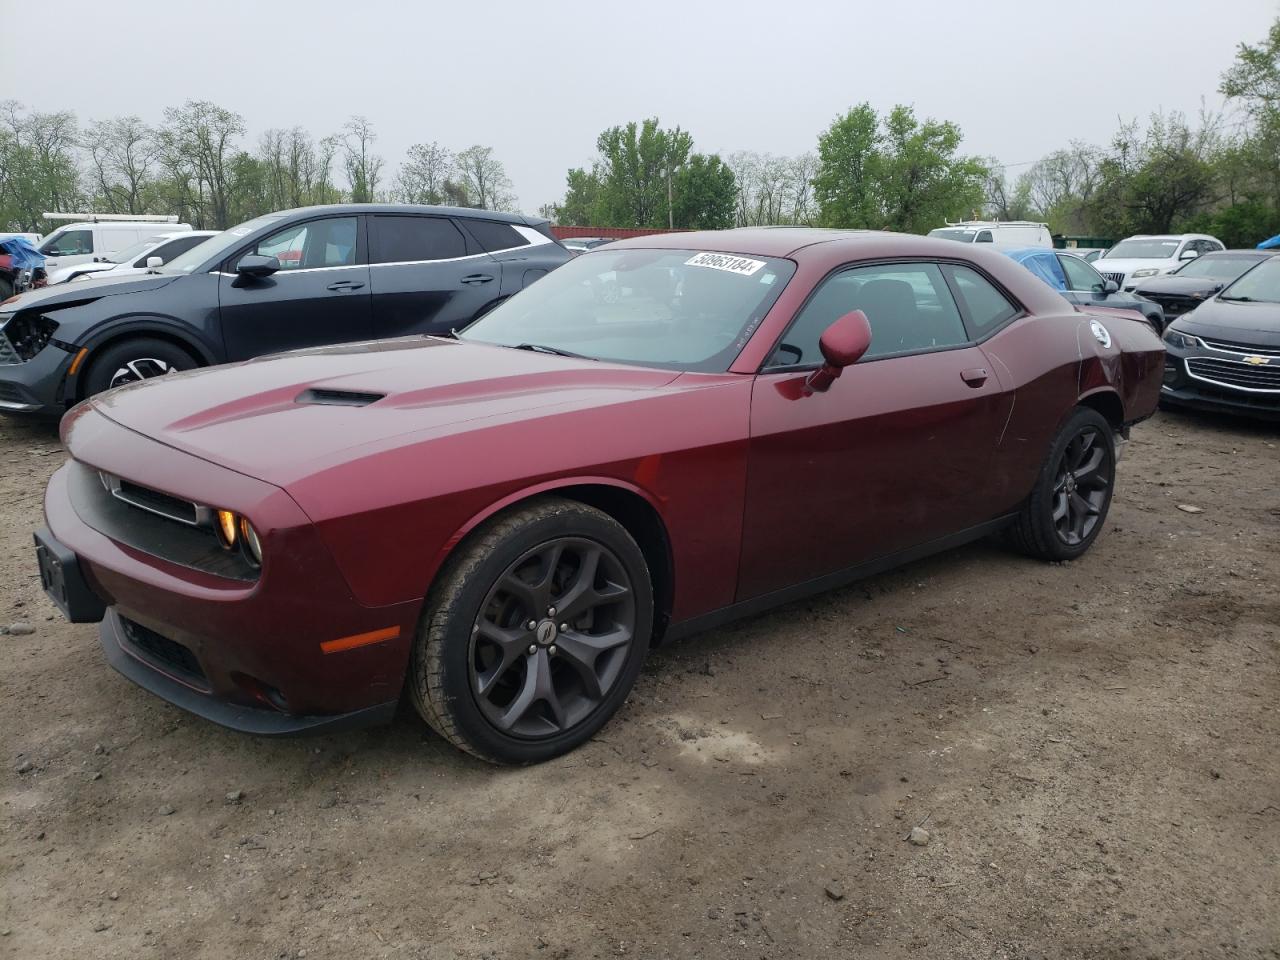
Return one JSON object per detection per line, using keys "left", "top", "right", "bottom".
{"left": 296, "top": 387, "right": 385, "bottom": 407}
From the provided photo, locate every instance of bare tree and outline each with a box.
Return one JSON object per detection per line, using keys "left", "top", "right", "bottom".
{"left": 395, "top": 141, "right": 452, "bottom": 205}
{"left": 342, "top": 116, "right": 383, "bottom": 203}
{"left": 453, "top": 145, "right": 515, "bottom": 211}
{"left": 83, "top": 116, "right": 157, "bottom": 214}
{"left": 155, "top": 100, "right": 246, "bottom": 228}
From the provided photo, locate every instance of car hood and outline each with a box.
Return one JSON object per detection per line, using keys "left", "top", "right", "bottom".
{"left": 85, "top": 337, "right": 686, "bottom": 487}
{"left": 5, "top": 271, "right": 177, "bottom": 310}
{"left": 1131, "top": 275, "right": 1222, "bottom": 297}
{"left": 1093, "top": 258, "right": 1177, "bottom": 275}
{"left": 1174, "top": 298, "right": 1280, "bottom": 347}
{"left": 46, "top": 263, "right": 115, "bottom": 285}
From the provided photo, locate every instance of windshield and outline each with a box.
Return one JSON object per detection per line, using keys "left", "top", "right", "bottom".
{"left": 1219, "top": 256, "right": 1280, "bottom": 303}
{"left": 1174, "top": 254, "right": 1264, "bottom": 281}
{"left": 460, "top": 247, "right": 796, "bottom": 372}
{"left": 162, "top": 215, "right": 284, "bottom": 273}
{"left": 1105, "top": 238, "right": 1180, "bottom": 259}
{"left": 928, "top": 228, "right": 977, "bottom": 243}
{"left": 106, "top": 237, "right": 163, "bottom": 265}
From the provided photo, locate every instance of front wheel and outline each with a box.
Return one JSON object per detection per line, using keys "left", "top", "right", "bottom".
{"left": 81, "top": 336, "right": 198, "bottom": 399}
{"left": 410, "top": 497, "right": 653, "bottom": 764}
{"left": 1009, "top": 407, "right": 1116, "bottom": 561}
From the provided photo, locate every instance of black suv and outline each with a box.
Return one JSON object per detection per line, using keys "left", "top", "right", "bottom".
{"left": 0, "top": 204, "right": 571, "bottom": 416}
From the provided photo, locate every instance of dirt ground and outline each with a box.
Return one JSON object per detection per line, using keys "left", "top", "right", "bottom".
{"left": 1, "top": 406, "right": 1277, "bottom": 960}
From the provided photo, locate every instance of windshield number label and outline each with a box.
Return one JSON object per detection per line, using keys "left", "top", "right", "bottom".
{"left": 685, "top": 252, "right": 766, "bottom": 276}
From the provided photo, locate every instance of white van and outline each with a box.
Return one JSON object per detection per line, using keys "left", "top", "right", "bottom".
{"left": 928, "top": 220, "right": 1054, "bottom": 248}
{"left": 37, "top": 218, "right": 192, "bottom": 269}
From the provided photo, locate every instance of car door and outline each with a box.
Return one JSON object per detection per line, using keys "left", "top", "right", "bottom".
{"left": 367, "top": 214, "right": 500, "bottom": 338}
{"left": 1057, "top": 252, "right": 1112, "bottom": 307}
{"left": 217, "top": 215, "right": 372, "bottom": 361}
{"left": 737, "top": 261, "right": 1013, "bottom": 601}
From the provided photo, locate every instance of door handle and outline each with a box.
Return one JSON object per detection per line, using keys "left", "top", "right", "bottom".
{"left": 326, "top": 280, "right": 365, "bottom": 291}
{"left": 460, "top": 274, "right": 494, "bottom": 285}
{"left": 961, "top": 367, "right": 989, "bottom": 387}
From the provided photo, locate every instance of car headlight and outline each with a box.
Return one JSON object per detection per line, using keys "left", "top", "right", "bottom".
{"left": 1131, "top": 268, "right": 1159, "bottom": 279}
{"left": 214, "top": 508, "right": 262, "bottom": 567}
{"left": 1163, "top": 329, "right": 1203, "bottom": 350}
{"left": 4, "top": 312, "right": 59, "bottom": 360}
{"left": 240, "top": 517, "right": 262, "bottom": 566}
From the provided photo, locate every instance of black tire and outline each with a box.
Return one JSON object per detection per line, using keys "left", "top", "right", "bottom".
{"left": 1009, "top": 407, "right": 1116, "bottom": 561}
{"left": 82, "top": 337, "right": 198, "bottom": 399}
{"left": 0, "top": 276, "right": 13, "bottom": 301}
{"left": 409, "top": 497, "right": 653, "bottom": 764}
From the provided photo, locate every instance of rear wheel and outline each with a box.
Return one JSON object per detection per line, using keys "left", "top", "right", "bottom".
{"left": 410, "top": 497, "right": 652, "bottom": 764}
{"left": 0, "top": 276, "right": 13, "bottom": 301}
{"left": 82, "top": 337, "right": 198, "bottom": 399}
{"left": 1009, "top": 407, "right": 1115, "bottom": 561}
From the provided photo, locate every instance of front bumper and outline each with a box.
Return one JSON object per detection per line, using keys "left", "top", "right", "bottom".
{"left": 0, "top": 342, "right": 76, "bottom": 415}
{"left": 42, "top": 410, "right": 422, "bottom": 734}
{"left": 1161, "top": 348, "right": 1280, "bottom": 419}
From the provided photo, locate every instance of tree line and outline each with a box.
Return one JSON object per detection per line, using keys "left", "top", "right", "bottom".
{"left": 0, "top": 101, "right": 516, "bottom": 232}
{"left": 3, "top": 18, "right": 1277, "bottom": 246}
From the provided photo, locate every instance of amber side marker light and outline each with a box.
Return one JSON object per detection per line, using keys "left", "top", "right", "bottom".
{"left": 320, "top": 626, "right": 401, "bottom": 655}
{"left": 68, "top": 347, "right": 89, "bottom": 376}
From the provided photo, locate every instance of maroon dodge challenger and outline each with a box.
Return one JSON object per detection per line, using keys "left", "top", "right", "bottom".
{"left": 36, "top": 229, "right": 1164, "bottom": 763}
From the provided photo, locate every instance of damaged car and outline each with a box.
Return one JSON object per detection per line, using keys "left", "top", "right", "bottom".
{"left": 36, "top": 230, "right": 1164, "bottom": 763}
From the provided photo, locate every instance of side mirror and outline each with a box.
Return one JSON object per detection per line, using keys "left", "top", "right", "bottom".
{"left": 1103, "top": 280, "right": 1119, "bottom": 294}
{"left": 1179, "top": 249, "right": 1199, "bottom": 260}
{"left": 145, "top": 256, "right": 164, "bottom": 270}
{"left": 236, "top": 254, "right": 281, "bottom": 279}
{"left": 806, "top": 310, "right": 872, "bottom": 394}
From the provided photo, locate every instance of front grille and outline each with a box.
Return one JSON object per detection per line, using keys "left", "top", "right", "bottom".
{"left": 114, "top": 478, "right": 200, "bottom": 525}
{"left": 119, "top": 617, "right": 208, "bottom": 687}
{"left": 1201, "top": 337, "right": 1280, "bottom": 357}
{"left": 1102, "top": 272, "right": 1126, "bottom": 288}
{"left": 1187, "top": 357, "right": 1280, "bottom": 392}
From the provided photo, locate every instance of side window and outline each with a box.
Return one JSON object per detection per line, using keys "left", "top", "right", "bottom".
{"left": 975, "top": 230, "right": 993, "bottom": 243}
{"left": 1058, "top": 255, "right": 1105, "bottom": 293}
{"left": 160, "top": 235, "right": 207, "bottom": 261}
{"left": 370, "top": 216, "right": 467, "bottom": 263}
{"left": 767, "top": 262, "right": 968, "bottom": 367}
{"left": 946, "top": 265, "right": 1020, "bottom": 337}
{"left": 251, "top": 217, "right": 357, "bottom": 270}
{"left": 44, "top": 229, "right": 93, "bottom": 257}
{"left": 464, "top": 220, "right": 529, "bottom": 253}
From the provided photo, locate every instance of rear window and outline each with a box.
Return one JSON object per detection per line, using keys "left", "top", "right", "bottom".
{"left": 464, "top": 220, "right": 529, "bottom": 253}
{"left": 370, "top": 216, "right": 466, "bottom": 263}
{"left": 946, "top": 265, "right": 1019, "bottom": 336}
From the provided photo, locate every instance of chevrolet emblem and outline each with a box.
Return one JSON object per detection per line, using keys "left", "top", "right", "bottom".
{"left": 1243, "top": 355, "right": 1269, "bottom": 365}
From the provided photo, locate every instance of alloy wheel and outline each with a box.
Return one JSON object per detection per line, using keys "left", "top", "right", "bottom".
{"left": 108, "top": 358, "right": 175, "bottom": 389}
{"left": 1051, "top": 427, "right": 1112, "bottom": 546}
{"left": 469, "top": 537, "right": 636, "bottom": 739}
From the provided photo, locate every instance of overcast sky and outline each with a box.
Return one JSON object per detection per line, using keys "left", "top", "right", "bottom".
{"left": 1, "top": 0, "right": 1276, "bottom": 215}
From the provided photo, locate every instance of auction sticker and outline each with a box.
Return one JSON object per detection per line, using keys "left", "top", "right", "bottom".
{"left": 685, "top": 252, "right": 766, "bottom": 276}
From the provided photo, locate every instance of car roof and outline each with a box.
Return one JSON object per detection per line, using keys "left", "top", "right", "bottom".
{"left": 607, "top": 227, "right": 1071, "bottom": 315}
{"left": 270, "top": 203, "right": 543, "bottom": 226}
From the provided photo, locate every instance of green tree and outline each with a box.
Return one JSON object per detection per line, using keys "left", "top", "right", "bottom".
{"left": 555, "top": 166, "right": 603, "bottom": 225}
{"left": 594, "top": 118, "right": 692, "bottom": 228}
{"left": 813, "top": 103, "right": 986, "bottom": 231}
{"left": 155, "top": 100, "right": 247, "bottom": 228}
{"left": 1087, "top": 113, "right": 1219, "bottom": 237}
{"left": 876, "top": 106, "right": 988, "bottom": 233}
{"left": 670, "top": 153, "right": 735, "bottom": 229}
{"left": 812, "top": 103, "right": 880, "bottom": 228}
{"left": 0, "top": 102, "right": 83, "bottom": 230}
